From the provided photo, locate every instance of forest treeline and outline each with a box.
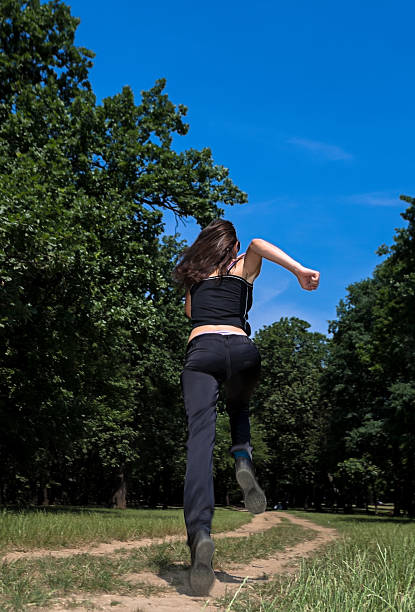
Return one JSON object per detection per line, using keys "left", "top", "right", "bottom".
{"left": 1, "top": 0, "right": 414, "bottom": 514}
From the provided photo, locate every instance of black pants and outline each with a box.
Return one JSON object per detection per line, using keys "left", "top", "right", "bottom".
{"left": 180, "top": 332, "right": 261, "bottom": 544}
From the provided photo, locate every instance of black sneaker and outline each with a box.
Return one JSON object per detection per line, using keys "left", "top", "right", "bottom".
{"left": 189, "top": 530, "right": 215, "bottom": 596}
{"left": 235, "top": 456, "right": 267, "bottom": 514}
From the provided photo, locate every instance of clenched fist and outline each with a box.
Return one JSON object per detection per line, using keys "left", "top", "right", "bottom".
{"left": 295, "top": 267, "right": 320, "bottom": 291}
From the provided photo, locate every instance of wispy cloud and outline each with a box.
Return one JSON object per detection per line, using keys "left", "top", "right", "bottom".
{"left": 254, "top": 281, "right": 291, "bottom": 308}
{"left": 344, "top": 192, "right": 401, "bottom": 207}
{"left": 287, "top": 137, "right": 353, "bottom": 161}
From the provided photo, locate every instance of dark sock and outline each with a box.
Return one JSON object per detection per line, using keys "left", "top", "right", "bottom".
{"left": 233, "top": 450, "right": 251, "bottom": 460}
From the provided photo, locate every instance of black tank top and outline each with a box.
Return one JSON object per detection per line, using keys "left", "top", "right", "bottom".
{"left": 190, "top": 254, "right": 253, "bottom": 336}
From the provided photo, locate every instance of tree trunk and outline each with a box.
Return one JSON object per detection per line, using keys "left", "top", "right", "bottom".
{"left": 41, "top": 486, "right": 49, "bottom": 506}
{"left": 111, "top": 470, "right": 127, "bottom": 509}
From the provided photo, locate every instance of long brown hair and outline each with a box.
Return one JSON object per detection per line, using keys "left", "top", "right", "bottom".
{"left": 172, "top": 219, "right": 239, "bottom": 290}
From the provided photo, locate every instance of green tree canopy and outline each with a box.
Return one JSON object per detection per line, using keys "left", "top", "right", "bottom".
{"left": 251, "top": 318, "right": 329, "bottom": 507}
{"left": 323, "top": 195, "right": 415, "bottom": 515}
{"left": 0, "top": 0, "right": 247, "bottom": 506}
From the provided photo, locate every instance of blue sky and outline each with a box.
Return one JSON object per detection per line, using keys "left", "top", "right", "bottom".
{"left": 68, "top": 0, "right": 415, "bottom": 336}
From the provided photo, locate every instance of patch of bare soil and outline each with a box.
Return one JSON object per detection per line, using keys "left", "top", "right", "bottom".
{"left": 36, "top": 512, "right": 338, "bottom": 612}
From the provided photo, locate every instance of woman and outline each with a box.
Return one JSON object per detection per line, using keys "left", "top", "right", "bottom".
{"left": 172, "top": 219, "right": 320, "bottom": 595}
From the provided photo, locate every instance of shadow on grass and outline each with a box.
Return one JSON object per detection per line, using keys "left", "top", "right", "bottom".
{"left": 295, "top": 510, "right": 414, "bottom": 525}
{"left": 1, "top": 504, "right": 187, "bottom": 515}
{"left": 0, "top": 505, "right": 129, "bottom": 516}
{"left": 325, "top": 516, "right": 414, "bottom": 525}
{"left": 143, "top": 561, "right": 270, "bottom": 597}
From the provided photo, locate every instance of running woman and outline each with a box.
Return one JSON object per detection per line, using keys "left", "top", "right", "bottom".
{"left": 172, "top": 219, "right": 320, "bottom": 595}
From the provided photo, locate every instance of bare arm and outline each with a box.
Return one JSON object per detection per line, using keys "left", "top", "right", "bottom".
{"left": 246, "top": 238, "right": 320, "bottom": 291}
{"left": 185, "top": 288, "right": 191, "bottom": 318}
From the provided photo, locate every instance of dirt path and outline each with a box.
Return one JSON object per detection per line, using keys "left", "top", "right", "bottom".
{"left": 3, "top": 511, "right": 278, "bottom": 562}
{"left": 34, "top": 512, "right": 338, "bottom": 612}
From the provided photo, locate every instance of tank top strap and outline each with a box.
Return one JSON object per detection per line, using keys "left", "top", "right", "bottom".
{"left": 226, "top": 252, "right": 246, "bottom": 272}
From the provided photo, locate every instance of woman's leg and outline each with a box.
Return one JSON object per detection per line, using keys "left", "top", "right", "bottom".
{"left": 224, "top": 337, "right": 266, "bottom": 514}
{"left": 224, "top": 338, "right": 261, "bottom": 458}
{"left": 180, "top": 367, "right": 220, "bottom": 545}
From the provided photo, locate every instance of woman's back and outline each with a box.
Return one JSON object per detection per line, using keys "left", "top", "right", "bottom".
{"left": 190, "top": 254, "right": 253, "bottom": 335}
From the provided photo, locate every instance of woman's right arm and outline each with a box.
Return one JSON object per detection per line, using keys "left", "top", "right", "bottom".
{"left": 185, "top": 288, "right": 192, "bottom": 318}
{"left": 245, "top": 238, "right": 320, "bottom": 291}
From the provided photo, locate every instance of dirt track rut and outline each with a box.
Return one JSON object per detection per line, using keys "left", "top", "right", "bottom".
{"left": 26, "top": 511, "right": 338, "bottom": 612}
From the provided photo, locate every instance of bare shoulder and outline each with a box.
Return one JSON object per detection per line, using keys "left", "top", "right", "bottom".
{"left": 231, "top": 243, "right": 262, "bottom": 284}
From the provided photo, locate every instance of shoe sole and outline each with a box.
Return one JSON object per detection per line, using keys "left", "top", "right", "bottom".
{"left": 236, "top": 466, "right": 267, "bottom": 514}
{"left": 189, "top": 538, "right": 215, "bottom": 596}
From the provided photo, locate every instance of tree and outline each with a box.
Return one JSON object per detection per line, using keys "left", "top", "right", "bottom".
{"left": 333, "top": 458, "right": 385, "bottom": 512}
{"left": 323, "top": 195, "right": 415, "bottom": 515}
{"left": 0, "top": 0, "right": 247, "bottom": 505}
{"left": 251, "top": 318, "right": 329, "bottom": 508}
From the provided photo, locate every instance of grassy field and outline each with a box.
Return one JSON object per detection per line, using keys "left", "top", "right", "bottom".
{"left": 0, "top": 510, "right": 312, "bottom": 611}
{"left": 220, "top": 511, "right": 415, "bottom": 612}
{"left": 0, "top": 506, "right": 252, "bottom": 552}
{"left": 3, "top": 507, "right": 414, "bottom": 612}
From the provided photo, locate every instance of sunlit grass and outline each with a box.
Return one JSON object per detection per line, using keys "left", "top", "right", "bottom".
{"left": 0, "top": 516, "right": 311, "bottom": 610}
{"left": 218, "top": 511, "right": 415, "bottom": 612}
{"left": 0, "top": 506, "right": 251, "bottom": 552}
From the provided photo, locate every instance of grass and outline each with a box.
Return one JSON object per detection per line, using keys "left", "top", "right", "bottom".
{"left": 6, "top": 506, "right": 413, "bottom": 612}
{"left": 0, "top": 515, "right": 312, "bottom": 610}
{"left": 0, "top": 506, "right": 251, "bottom": 552}
{"left": 0, "top": 552, "right": 166, "bottom": 611}
{"left": 120, "top": 519, "right": 314, "bottom": 572}
{"left": 218, "top": 511, "right": 415, "bottom": 612}
{"left": 214, "top": 519, "right": 314, "bottom": 569}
